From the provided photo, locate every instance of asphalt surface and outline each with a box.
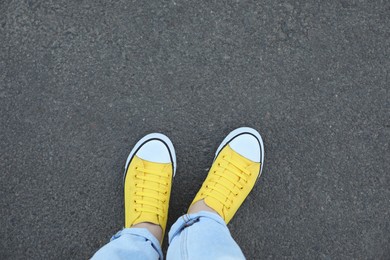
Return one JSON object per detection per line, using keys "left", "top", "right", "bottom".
{"left": 1, "top": 1, "right": 389, "bottom": 259}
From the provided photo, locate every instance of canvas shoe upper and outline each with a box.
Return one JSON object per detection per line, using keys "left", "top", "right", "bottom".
{"left": 190, "top": 127, "right": 264, "bottom": 223}
{"left": 123, "top": 133, "right": 176, "bottom": 241}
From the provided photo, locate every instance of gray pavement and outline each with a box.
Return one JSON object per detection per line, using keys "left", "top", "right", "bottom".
{"left": 1, "top": 0, "right": 389, "bottom": 259}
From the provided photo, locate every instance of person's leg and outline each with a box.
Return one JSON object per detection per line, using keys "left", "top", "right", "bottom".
{"left": 167, "top": 127, "right": 264, "bottom": 260}
{"left": 92, "top": 133, "right": 177, "bottom": 260}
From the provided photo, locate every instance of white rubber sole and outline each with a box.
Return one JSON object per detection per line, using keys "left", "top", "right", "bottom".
{"left": 214, "top": 127, "right": 265, "bottom": 178}
{"left": 123, "top": 133, "right": 177, "bottom": 180}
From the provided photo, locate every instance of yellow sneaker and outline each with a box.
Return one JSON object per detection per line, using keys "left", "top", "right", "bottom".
{"left": 190, "top": 127, "right": 264, "bottom": 223}
{"left": 123, "top": 133, "right": 176, "bottom": 241}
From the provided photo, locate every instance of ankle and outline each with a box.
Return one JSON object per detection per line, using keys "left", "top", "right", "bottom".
{"left": 132, "top": 222, "right": 163, "bottom": 242}
{"left": 188, "top": 199, "right": 220, "bottom": 216}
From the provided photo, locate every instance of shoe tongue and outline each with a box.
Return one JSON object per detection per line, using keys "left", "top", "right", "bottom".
{"left": 133, "top": 159, "right": 167, "bottom": 227}
{"left": 204, "top": 196, "right": 225, "bottom": 220}
{"left": 202, "top": 149, "right": 252, "bottom": 222}
{"left": 134, "top": 212, "right": 160, "bottom": 225}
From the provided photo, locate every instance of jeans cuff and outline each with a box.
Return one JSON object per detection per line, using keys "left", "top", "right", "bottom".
{"left": 111, "top": 227, "right": 163, "bottom": 259}
{"left": 168, "top": 211, "right": 227, "bottom": 244}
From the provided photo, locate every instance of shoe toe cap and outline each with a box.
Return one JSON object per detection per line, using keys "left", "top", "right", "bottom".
{"left": 228, "top": 134, "right": 261, "bottom": 162}
{"left": 136, "top": 140, "right": 172, "bottom": 163}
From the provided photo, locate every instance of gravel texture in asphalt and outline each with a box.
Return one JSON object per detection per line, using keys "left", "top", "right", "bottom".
{"left": 1, "top": 0, "right": 389, "bottom": 259}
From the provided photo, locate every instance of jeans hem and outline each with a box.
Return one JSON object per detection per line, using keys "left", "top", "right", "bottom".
{"left": 168, "top": 211, "right": 227, "bottom": 244}
{"left": 112, "top": 227, "right": 163, "bottom": 259}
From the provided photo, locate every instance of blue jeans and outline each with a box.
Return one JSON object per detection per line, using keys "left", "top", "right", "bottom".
{"left": 92, "top": 211, "right": 245, "bottom": 260}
